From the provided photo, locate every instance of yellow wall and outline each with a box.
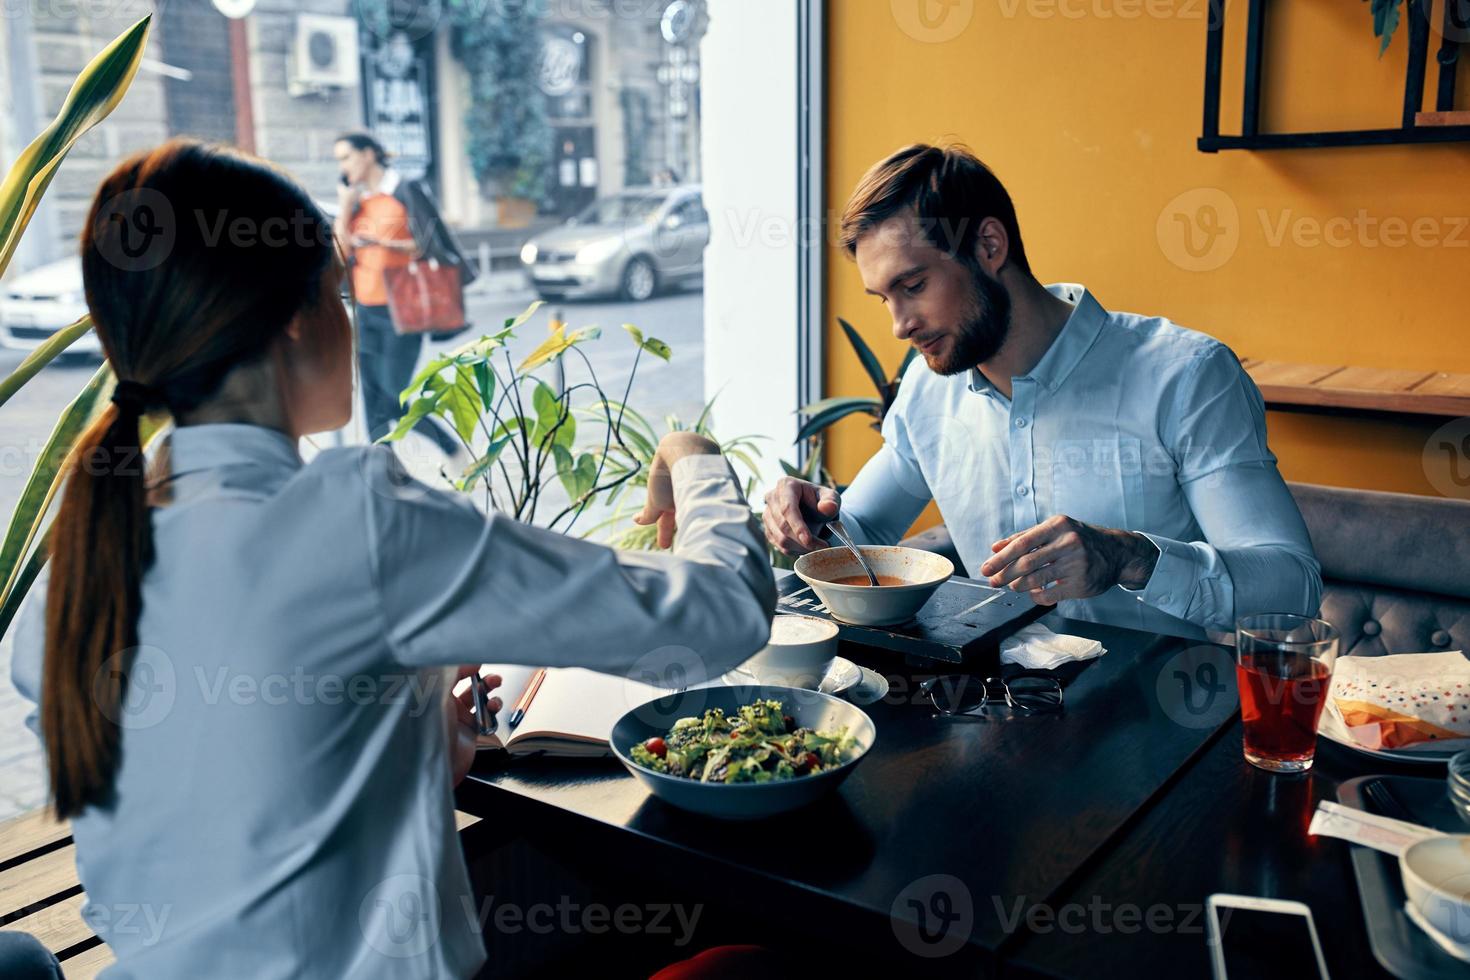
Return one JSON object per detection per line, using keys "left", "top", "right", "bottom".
{"left": 824, "top": 0, "right": 1470, "bottom": 532}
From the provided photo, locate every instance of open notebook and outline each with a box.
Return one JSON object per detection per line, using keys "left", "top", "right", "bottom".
{"left": 472, "top": 665, "right": 672, "bottom": 758}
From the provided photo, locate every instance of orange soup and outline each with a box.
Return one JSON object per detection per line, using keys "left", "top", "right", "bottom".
{"left": 827, "top": 574, "right": 911, "bottom": 587}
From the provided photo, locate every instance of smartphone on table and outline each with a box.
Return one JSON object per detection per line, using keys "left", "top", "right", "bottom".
{"left": 1206, "top": 894, "right": 1329, "bottom": 980}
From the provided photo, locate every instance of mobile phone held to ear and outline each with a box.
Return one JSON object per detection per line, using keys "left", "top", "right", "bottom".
{"left": 340, "top": 173, "right": 350, "bottom": 187}
{"left": 1206, "top": 894, "right": 1329, "bottom": 980}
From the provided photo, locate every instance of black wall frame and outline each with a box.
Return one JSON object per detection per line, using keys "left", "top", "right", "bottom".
{"left": 1200, "top": 0, "right": 1470, "bottom": 151}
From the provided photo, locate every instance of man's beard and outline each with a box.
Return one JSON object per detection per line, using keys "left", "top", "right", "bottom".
{"left": 924, "top": 263, "right": 1012, "bottom": 376}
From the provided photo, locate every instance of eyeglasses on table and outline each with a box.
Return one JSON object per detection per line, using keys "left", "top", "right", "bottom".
{"left": 918, "top": 671, "right": 1065, "bottom": 716}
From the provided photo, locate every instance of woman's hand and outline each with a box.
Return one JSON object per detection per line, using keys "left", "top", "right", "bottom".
{"left": 634, "top": 432, "right": 721, "bottom": 549}
{"left": 446, "top": 666, "right": 501, "bottom": 787}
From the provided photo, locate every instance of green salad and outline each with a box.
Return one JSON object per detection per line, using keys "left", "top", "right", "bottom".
{"left": 629, "top": 699, "right": 856, "bottom": 784}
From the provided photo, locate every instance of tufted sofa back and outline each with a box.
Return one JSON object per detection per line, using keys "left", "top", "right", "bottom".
{"left": 1289, "top": 482, "right": 1470, "bottom": 658}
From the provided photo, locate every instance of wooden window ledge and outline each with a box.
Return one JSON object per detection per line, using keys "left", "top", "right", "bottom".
{"left": 1241, "top": 359, "right": 1470, "bottom": 417}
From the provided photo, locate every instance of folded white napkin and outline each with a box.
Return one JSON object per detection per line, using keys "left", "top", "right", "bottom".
{"left": 999, "top": 622, "right": 1106, "bottom": 670}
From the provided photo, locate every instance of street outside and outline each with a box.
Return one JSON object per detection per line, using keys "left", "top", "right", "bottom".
{"left": 0, "top": 278, "right": 724, "bottom": 822}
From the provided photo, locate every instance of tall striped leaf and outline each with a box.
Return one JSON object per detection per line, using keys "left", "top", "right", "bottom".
{"left": 837, "top": 317, "right": 890, "bottom": 399}
{"left": 0, "top": 315, "right": 94, "bottom": 409}
{"left": 0, "top": 363, "right": 112, "bottom": 621}
{"left": 0, "top": 15, "right": 152, "bottom": 277}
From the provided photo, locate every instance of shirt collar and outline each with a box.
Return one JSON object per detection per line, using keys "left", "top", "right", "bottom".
{"left": 966, "top": 282, "right": 1107, "bottom": 395}
{"left": 365, "top": 168, "right": 401, "bottom": 199}
{"left": 163, "top": 423, "right": 303, "bottom": 480}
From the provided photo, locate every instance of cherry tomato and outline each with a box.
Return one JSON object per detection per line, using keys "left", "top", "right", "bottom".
{"left": 643, "top": 737, "right": 667, "bottom": 758}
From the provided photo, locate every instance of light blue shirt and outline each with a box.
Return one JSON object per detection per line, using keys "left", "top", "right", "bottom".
{"left": 840, "top": 283, "right": 1322, "bottom": 639}
{"left": 12, "top": 424, "right": 773, "bottom": 978}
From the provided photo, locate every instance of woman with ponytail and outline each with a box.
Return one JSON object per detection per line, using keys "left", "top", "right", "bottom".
{"left": 11, "top": 140, "right": 773, "bottom": 978}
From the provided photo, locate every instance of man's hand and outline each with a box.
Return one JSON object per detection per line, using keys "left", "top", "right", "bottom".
{"left": 762, "top": 476, "right": 841, "bottom": 555}
{"left": 978, "top": 515, "right": 1159, "bottom": 604}
{"left": 634, "top": 432, "right": 722, "bottom": 549}
{"left": 447, "top": 667, "right": 501, "bottom": 787}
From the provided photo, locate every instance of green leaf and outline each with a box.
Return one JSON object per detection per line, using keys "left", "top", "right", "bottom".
{"left": 473, "top": 361, "right": 495, "bottom": 412}
{"left": 798, "top": 395, "right": 882, "bottom": 417}
{"left": 0, "top": 526, "right": 50, "bottom": 640}
{"left": 898, "top": 345, "right": 920, "bottom": 378}
{"left": 619, "top": 424, "right": 655, "bottom": 462}
{"left": 380, "top": 395, "right": 439, "bottom": 443}
{"left": 0, "top": 362, "right": 111, "bottom": 621}
{"left": 402, "top": 353, "right": 451, "bottom": 405}
{"left": 459, "top": 435, "right": 512, "bottom": 490}
{"left": 553, "top": 445, "right": 599, "bottom": 502}
{"left": 454, "top": 327, "right": 514, "bottom": 360}
{"left": 518, "top": 323, "right": 573, "bottom": 373}
{"left": 1370, "top": 0, "right": 1403, "bottom": 54}
{"left": 441, "top": 374, "right": 479, "bottom": 443}
{"left": 489, "top": 415, "right": 531, "bottom": 443}
{"left": 0, "top": 15, "right": 152, "bottom": 279}
{"left": 505, "top": 300, "right": 544, "bottom": 331}
{"left": 795, "top": 400, "right": 884, "bottom": 443}
{"left": 0, "top": 315, "right": 93, "bottom": 409}
{"left": 838, "top": 317, "right": 890, "bottom": 400}
{"left": 530, "top": 379, "right": 561, "bottom": 442}
{"left": 693, "top": 396, "right": 717, "bottom": 434}
{"left": 621, "top": 323, "right": 671, "bottom": 362}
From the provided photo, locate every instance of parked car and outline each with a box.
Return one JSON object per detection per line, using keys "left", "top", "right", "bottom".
{"left": 520, "top": 185, "right": 708, "bottom": 302}
{"left": 0, "top": 257, "right": 98, "bottom": 356}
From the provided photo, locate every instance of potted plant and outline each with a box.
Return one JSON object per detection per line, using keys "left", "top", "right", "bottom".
{"left": 785, "top": 316, "right": 918, "bottom": 488}
{"left": 0, "top": 17, "right": 155, "bottom": 640}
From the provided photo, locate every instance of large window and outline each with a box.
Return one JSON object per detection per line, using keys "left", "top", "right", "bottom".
{"left": 0, "top": 0, "right": 814, "bottom": 821}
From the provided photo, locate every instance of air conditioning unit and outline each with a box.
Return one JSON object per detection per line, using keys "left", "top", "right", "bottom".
{"left": 288, "top": 15, "right": 360, "bottom": 96}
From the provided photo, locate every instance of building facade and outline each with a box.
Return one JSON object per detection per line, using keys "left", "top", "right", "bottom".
{"left": 1, "top": 0, "right": 705, "bottom": 275}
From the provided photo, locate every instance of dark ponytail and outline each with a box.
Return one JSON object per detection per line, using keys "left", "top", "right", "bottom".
{"left": 43, "top": 139, "right": 334, "bottom": 817}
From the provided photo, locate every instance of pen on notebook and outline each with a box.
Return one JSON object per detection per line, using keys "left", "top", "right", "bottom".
{"left": 508, "top": 668, "right": 547, "bottom": 729}
{"left": 471, "top": 672, "right": 495, "bottom": 738}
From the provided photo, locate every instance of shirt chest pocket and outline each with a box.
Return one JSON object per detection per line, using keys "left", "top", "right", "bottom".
{"left": 1048, "top": 437, "right": 1144, "bottom": 529}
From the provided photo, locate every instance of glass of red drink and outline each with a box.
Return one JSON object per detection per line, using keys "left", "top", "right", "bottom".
{"left": 1235, "top": 614, "right": 1340, "bottom": 773}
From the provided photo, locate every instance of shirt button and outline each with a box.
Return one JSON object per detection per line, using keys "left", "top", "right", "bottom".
{"left": 1014, "top": 418, "right": 1028, "bottom": 428}
{"left": 1016, "top": 485, "right": 1029, "bottom": 497}
{"left": 1158, "top": 593, "right": 1171, "bottom": 604}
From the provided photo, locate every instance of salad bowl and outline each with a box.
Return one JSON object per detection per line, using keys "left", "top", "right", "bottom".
{"left": 610, "top": 684, "right": 876, "bottom": 821}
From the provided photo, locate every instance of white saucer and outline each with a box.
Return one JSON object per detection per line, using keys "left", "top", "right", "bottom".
{"left": 820, "top": 657, "right": 863, "bottom": 696}
{"left": 720, "top": 657, "right": 889, "bottom": 704}
{"left": 823, "top": 658, "right": 890, "bottom": 705}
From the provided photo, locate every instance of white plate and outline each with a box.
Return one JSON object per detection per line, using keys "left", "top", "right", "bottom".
{"left": 1318, "top": 707, "right": 1466, "bottom": 765}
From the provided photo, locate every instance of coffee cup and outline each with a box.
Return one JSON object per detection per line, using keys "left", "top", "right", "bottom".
{"left": 729, "top": 615, "right": 839, "bottom": 690}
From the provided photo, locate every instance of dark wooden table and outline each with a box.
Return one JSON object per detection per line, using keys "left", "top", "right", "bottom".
{"left": 1002, "top": 715, "right": 1429, "bottom": 979}
{"left": 462, "top": 611, "right": 1344, "bottom": 976}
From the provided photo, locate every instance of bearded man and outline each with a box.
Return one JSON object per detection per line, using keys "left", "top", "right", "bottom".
{"left": 763, "top": 143, "right": 1320, "bottom": 639}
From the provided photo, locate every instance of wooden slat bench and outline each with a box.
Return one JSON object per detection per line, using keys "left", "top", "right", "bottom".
{"left": 0, "top": 807, "right": 484, "bottom": 977}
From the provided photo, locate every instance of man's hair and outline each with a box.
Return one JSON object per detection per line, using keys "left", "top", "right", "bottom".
{"left": 838, "top": 143, "right": 1030, "bottom": 276}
